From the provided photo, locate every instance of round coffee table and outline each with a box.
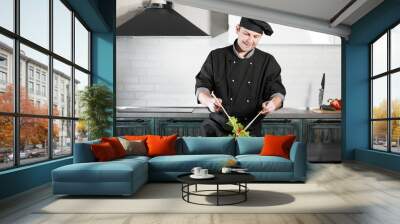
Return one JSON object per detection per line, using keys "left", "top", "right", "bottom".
{"left": 177, "top": 172, "right": 255, "bottom": 206}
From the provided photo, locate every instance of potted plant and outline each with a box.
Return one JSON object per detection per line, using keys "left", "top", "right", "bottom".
{"left": 79, "top": 84, "right": 113, "bottom": 140}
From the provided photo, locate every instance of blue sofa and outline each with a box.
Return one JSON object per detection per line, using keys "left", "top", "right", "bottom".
{"left": 52, "top": 137, "right": 306, "bottom": 196}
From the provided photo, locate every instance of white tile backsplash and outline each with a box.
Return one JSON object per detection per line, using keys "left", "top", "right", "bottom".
{"left": 117, "top": 34, "right": 341, "bottom": 109}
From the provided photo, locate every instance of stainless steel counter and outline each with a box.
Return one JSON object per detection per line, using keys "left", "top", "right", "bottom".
{"left": 116, "top": 106, "right": 341, "bottom": 119}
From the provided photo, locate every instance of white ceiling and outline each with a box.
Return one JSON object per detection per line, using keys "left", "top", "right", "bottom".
{"left": 224, "top": 0, "right": 353, "bottom": 23}
{"left": 117, "top": 0, "right": 385, "bottom": 38}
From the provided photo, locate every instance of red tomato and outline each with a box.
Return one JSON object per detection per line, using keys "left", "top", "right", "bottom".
{"left": 328, "top": 99, "right": 342, "bottom": 110}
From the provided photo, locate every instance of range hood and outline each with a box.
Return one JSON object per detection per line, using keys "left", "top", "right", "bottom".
{"left": 117, "top": 0, "right": 208, "bottom": 36}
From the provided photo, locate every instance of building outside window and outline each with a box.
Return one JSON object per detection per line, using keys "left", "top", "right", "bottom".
{"left": 42, "top": 85, "right": 46, "bottom": 97}
{"left": 28, "top": 67, "right": 34, "bottom": 80}
{"left": 0, "top": 54, "right": 7, "bottom": 87}
{"left": 371, "top": 23, "right": 400, "bottom": 154}
{"left": 35, "top": 70, "right": 40, "bottom": 81}
{"left": 28, "top": 81, "right": 34, "bottom": 94}
{"left": 0, "top": 0, "right": 91, "bottom": 170}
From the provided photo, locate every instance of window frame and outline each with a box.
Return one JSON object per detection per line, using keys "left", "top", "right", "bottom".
{"left": 0, "top": 0, "right": 92, "bottom": 171}
{"left": 370, "top": 20, "right": 400, "bottom": 154}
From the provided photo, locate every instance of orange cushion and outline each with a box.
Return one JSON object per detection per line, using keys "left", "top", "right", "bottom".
{"left": 124, "top": 135, "right": 148, "bottom": 141}
{"left": 146, "top": 134, "right": 177, "bottom": 157}
{"left": 101, "top": 137, "right": 127, "bottom": 158}
{"left": 259, "top": 135, "right": 296, "bottom": 159}
{"left": 91, "top": 142, "right": 118, "bottom": 161}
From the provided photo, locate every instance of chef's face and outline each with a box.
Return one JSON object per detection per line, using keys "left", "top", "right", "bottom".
{"left": 235, "top": 25, "right": 262, "bottom": 52}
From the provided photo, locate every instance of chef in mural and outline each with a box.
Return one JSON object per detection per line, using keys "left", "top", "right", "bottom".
{"left": 195, "top": 17, "right": 286, "bottom": 136}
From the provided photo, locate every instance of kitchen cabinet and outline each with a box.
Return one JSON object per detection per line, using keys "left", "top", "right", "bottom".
{"left": 116, "top": 118, "right": 155, "bottom": 136}
{"left": 261, "top": 119, "right": 303, "bottom": 141}
{"left": 156, "top": 118, "right": 203, "bottom": 136}
{"left": 116, "top": 113, "right": 342, "bottom": 162}
{"left": 304, "top": 119, "right": 341, "bottom": 162}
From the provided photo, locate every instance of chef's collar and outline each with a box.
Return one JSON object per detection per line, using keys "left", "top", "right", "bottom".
{"left": 233, "top": 39, "right": 255, "bottom": 59}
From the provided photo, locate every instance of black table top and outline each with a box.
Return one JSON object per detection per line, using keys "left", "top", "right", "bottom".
{"left": 177, "top": 172, "right": 255, "bottom": 185}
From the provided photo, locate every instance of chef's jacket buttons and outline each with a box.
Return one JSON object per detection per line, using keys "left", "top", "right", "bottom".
{"left": 230, "top": 98, "right": 233, "bottom": 101}
{"left": 247, "top": 81, "right": 251, "bottom": 84}
{"left": 246, "top": 99, "right": 250, "bottom": 103}
{"left": 232, "top": 79, "right": 235, "bottom": 83}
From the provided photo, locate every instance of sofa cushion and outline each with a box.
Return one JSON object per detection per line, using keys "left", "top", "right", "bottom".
{"left": 260, "top": 135, "right": 296, "bottom": 159}
{"left": 52, "top": 159, "right": 147, "bottom": 183}
{"left": 124, "top": 135, "right": 148, "bottom": 141}
{"left": 147, "top": 135, "right": 177, "bottom": 157}
{"left": 179, "top": 137, "right": 235, "bottom": 155}
{"left": 91, "top": 142, "right": 118, "bottom": 161}
{"left": 148, "top": 154, "right": 235, "bottom": 172}
{"left": 101, "top": 137, "right": 127, "bottom": 158}
{"left": 118, "top": 138, "right": 147, "bottom": 156}
{"left": 236, "top": 155, "right": 293, "bottom": 172}
{"left": 236, "top": 137, "right": 263, "bottom": 155}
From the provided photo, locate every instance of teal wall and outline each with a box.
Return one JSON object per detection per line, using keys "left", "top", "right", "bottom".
{"left": 92, "top": 32, "right": 115, "bottom": 136}
{"left": 343, "top": 0, "right": 400, "bottom": 171}
{"left": 0, "top": 0, "right": 116, "bottom": 200}
{"left": 0, "top": 158, "right": 72, "bottom": 199}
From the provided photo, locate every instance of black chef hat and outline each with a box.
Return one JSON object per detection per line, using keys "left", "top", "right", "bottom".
{"left": 239, "top": 17, "right": 273, "bottom": 36}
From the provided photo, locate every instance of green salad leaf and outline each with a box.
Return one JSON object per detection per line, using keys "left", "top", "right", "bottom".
{"left": 226, "top": 116, "right": 250, "bottom": 137}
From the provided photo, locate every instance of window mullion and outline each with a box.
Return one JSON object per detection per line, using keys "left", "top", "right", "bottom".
{"left": 48, "top": 0, "right": 54, "bottom": 160}
{"left": 388, "top": 30, "right": 391, "bottom": 152}
{"left": 14, "top": 0, "right": 21, "bottom": 167}
{"left": 71, "top": 10, "right": 76, "bottom": 154}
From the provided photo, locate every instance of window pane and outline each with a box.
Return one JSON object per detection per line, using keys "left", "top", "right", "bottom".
{"left": 20, "top": 117, "right": 49, "bottom": 165}
{"left": 372, "top": 77, "right": 387, "bottom": 119}
{"left": 372, "top": 121, "right": 388, "bottom": 151}
{"left": 391, "top": 72, "right": 400, "bottom": 118}
{"left": 75, "top": 17, "right": 89, "bottom": 70}
{"left": 74, "top": 69, "right": 89, "bottom": 118}
{"left": 53, "top": 0, "right": 72, "bottom": 60}
{"left": 0, "top": 116, "right": 13, "bottom": 170}
{"left": 392, "top": 24, "right": 400, "bottom": 70}
{"left": 0, "top": 34, "right": 14, "bottom": 113}
{"left": 391, "top": 120, "right": 400, "bottom": 153}
{"left": 0, "top": 0, "right": 14, "bottom": 31}
{"left": 20, "top": 0, "right": 49, "bottom": 49}
{"left": 53, "top": 59, "right": 72, "bottom": 117}
{"left": 75, "top": 120, "right": 88, "bottom": 143}
{"left": 372, "top": 33, "right": 387, "bottom": 76}
{"left": 20, "top": 44, "right": 49, "bottom": 115}
{"left": 53, "top": 119, "right": 72, "bottom": 158}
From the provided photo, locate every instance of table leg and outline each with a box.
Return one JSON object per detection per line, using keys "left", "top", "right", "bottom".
{"left": 245, "top": 183, "right": 247, "bottom": 201}
{"left": 217, "top": 184, "right": 219, "bottom": 206}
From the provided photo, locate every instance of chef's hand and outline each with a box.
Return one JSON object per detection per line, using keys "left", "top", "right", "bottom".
{"left": 198, "top": 92, "right": 223, "bottom": 112}
{"left": 260, "top": 101, "right": 275, "bottom": 115}
{"left": 207, "top": 97, "right": 223, "bottom": 112}
{"left": 260, "top": 96, "right": 283, "bottom": 115}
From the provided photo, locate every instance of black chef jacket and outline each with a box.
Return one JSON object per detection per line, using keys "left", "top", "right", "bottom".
{"left": 195, "top": 43, "right": 286, "bottom": 137}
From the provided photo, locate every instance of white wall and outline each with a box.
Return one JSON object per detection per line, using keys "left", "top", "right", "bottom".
{"left": 117, "top": 19, "right": 341, "bottom": 109}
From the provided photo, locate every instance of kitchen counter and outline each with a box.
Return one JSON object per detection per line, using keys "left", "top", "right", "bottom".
{"left": 117, "top": 106, "right": 341, "bottom": 119}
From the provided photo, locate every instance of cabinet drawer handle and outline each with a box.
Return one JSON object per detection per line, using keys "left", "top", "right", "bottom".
{"left": 134, "top": 119, "right": 145, "bottom": 122}
{"left": 313, "top": 120, "right": 340, "bottom": 123}
{"left": 264, "top": 119, "right": 291, "bottom": 123}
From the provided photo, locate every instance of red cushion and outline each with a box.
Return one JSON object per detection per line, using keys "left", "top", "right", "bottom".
{"left": 91, "top": 142, "right": 118, "bottom": 161}
{"left": 259, "top": 135, "right": 296, "bottom": 159}
{"left": 146, "top": 134, "right": 177, "bottom": 157}
{"left": 101, "top": 137, "right": 127, "bottom": 158}
{"left": 124, "top": 135, "right": 148, "bottom": 141}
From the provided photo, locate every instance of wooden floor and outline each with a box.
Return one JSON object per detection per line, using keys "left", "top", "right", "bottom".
{"left": 1, "top": 162, "right": 400, "bottom": 224}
